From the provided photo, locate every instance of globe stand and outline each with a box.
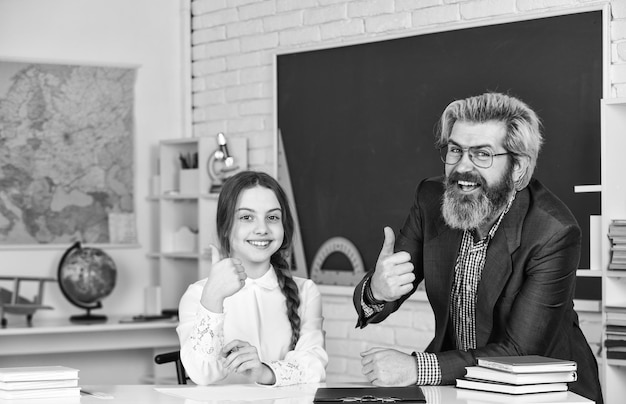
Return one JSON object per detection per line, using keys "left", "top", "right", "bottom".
{"left": 69, "top": 307, "right": 107, "bottom": 324}
{"left": 57, "top": 241, "right": 117, "bottom": 326}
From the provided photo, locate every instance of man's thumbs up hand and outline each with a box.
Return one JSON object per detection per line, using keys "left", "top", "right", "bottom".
{"left": 370, "top": 227, "right": 415, "bottom": 302}
{"left": 378, "top": 226, "right": 396, "bottom": 261}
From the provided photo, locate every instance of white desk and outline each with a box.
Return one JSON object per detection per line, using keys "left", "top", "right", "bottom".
{"left": 77, "top": 384, "right": 594, "bottom": 404}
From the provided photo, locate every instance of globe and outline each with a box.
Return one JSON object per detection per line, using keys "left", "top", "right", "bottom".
{"left": 57, "top": 241, "right": 117, "bottom": 323}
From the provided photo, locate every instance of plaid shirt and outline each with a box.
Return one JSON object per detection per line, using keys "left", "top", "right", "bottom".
{"left": 361, "top": 192, "right": 516, "bottom": 385}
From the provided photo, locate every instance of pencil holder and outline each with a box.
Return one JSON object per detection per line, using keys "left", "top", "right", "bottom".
{"left": 178, "top": 169, "right": 198, "bottom": 194}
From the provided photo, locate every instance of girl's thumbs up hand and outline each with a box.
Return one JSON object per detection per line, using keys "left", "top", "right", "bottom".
{"left": 200, "top": 245, "right": 247, "bottom": 312}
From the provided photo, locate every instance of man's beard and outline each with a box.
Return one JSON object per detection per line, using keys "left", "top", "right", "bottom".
{"left": 442, "top": 167, "right": 515, "bottom": 231}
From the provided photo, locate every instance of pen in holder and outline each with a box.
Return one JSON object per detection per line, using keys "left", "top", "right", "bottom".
{"left": 207, "top": 132, "right": 239, "bottom": 193}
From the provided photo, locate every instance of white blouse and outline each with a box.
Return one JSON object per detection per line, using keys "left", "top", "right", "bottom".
{"left": 176, "top": 267, "right": 328, "bottom": 386}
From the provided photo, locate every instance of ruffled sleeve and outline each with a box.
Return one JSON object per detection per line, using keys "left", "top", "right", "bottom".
{"left": 177, "top": 280, "right": 229, "bottom": 385}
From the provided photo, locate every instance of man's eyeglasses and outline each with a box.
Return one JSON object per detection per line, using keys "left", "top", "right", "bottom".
{"left": 439, "top": 144, "right": 510, "bottom": 169}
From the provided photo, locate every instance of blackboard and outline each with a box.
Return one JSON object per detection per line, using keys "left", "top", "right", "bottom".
{"left": 277, "top": 11, "right": 603, "bottom": 280}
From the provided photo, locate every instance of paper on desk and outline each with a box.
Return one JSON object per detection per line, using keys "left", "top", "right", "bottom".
{"left": 155, "top": 383, "right": 319, "bottom": 402}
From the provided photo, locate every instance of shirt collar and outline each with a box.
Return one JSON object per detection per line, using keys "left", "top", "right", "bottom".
{"left": 469, "top": 190, "right": 517, "bottom": 244}
{"left": 244, "top": 265, "right": 279, "bottom": 290}
{"left": 486, "top": 190, "right": 517, "bottom": 240}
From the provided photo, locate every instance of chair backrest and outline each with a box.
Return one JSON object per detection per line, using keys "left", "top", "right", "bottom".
{"left": 154, "top": 350, "right": 187, "bottom": 384}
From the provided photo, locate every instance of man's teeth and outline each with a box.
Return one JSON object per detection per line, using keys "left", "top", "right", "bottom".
{"left": 458, "top": 180, "right": 478, "bottom": 187}
{"left": 249, "top": 240, "right": 270, "bottom": 247}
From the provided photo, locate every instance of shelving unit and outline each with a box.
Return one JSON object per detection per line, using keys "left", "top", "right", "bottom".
{"left": 600, "top": 98, "right": 626, "bottom": 403}
{"left": 153, "top": 136, "right": 247, "bottom": 311}
{"left": 0, "top": 316, "right": 178, "bottom": 384}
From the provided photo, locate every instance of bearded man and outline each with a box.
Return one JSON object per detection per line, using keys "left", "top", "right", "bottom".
{"left": 353, "top": 92, "right": 603, "bottom": 404}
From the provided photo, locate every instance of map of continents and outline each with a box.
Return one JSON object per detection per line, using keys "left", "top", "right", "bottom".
{"left": 0, "top": 62, "right": 135, "bottom": 244}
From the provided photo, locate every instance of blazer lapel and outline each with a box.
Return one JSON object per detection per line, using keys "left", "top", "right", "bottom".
{"left": 424, "top": 222, "right": 463, "bottom": 349}
{"left": 475, "top": 188, "right": 528, "bottom": 346}
{"left": 428, "top": 227, "right": 461, "bottom": 297}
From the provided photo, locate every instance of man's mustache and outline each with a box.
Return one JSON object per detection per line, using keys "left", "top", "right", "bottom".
{"left": 447, "top": 171, "right": 485, "bottom": 188}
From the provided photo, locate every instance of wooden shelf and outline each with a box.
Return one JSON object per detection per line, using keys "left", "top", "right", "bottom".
{"left": 600, "top": 98, "right": 626, "bottom": 402}
{"left": 0, "top": 316, "right": 177, "bottom": 355}
{"left": 155, "top": 137, "right": 247, "bottom": 309}
{"left": 161, "top": 252, "right": 199, "bottom": 260}
{"left": 607, "top": 359, "right": 626, "bottom": 367}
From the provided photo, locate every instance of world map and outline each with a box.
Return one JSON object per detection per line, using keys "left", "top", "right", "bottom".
{"left": 0, "top": 61, "right": 136, "bottom": 245}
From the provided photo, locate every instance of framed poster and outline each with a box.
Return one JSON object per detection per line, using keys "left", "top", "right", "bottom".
{"left": 0, "top": 60, "right": 137, "bottom": 246}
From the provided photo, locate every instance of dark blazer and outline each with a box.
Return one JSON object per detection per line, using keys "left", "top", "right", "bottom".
{"left": 354, "top": 177, "right": 602, "bottom": 404}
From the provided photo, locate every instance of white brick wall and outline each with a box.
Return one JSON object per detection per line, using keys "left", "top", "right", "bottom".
{"left": 460, "top": 0, "right": 516, "bottom": 20}
{"left": 189, "top": 0, "right": 606, "bottom": 382}
{"left": 320, "top": 286, "right": 435, "bottom": 382}
{"left": 189, "top": 0, "right": 620, "bottom": 174}
{"left": 318, "top": 286, "right": 600, "bottom": 382}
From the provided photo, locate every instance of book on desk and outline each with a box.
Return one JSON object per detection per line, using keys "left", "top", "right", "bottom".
{"left": 475, "top": 356, "right": 577, "bottom": 374}
{"left": 456, "top": 388, "right": 571, "bottom": 403}
{"left": 456, "top": 378, "right": 569, "bottom": 395}
{"left": 456, "top": 356, "right": 577, "bottom": 396}
{"left": 0, "top": 366, "right": 80, "bottom": 399}
{"left": 463, "top": 366, "right": 577, "bottom": 385}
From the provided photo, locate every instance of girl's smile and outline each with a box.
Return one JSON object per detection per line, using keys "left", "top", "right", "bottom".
{"left": 247, "top": 239, "right": 272, "bottom": 248}
{"left": 229, "top": 185, "right": 284, "bottom": 278}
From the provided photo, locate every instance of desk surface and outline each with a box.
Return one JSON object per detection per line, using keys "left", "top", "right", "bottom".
{"left": 77, "top": 384, "right": 594, "bottom": 404}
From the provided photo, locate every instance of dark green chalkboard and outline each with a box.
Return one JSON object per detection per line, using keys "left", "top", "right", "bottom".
{"left": 278, "top": 11, "right": 603, "bottom": 278}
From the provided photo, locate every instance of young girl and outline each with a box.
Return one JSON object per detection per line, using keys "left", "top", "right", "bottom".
{"left": 176, "top": 171, "right": 328, "bottom": 386}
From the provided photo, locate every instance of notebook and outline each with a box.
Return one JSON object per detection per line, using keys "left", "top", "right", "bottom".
{"left": 464, "top": 365, "right": 577, "bottom": 385}
{"left": 475, "top": 356, "right": 577, "bottom": 374}
{"left": 0, "top": 366, "right": 79, "bottom": 382}
{"left": 314, "top": 386, "right": 426, "bottom": 403}
{"left": 456, "top": 378, "right": 568, "bottom": 395}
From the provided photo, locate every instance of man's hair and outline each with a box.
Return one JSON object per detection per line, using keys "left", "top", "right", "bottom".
{"left": 435, "top": 92, "right": 543, "bottom": 190}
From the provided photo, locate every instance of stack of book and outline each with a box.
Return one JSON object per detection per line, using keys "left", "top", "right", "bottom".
{"left": 605, "top": 305, "right": 626, "bottom": 360}
{"left": 456, "top": 355, "right": 577, "bottom": 395}
{"left": 0, "top": 366, "right": 80, "bottom": 400}
{"left": 608, "top": 220, "right": 626, "bottom": 270}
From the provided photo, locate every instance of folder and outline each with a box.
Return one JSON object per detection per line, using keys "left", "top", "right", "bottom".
{"left": 313, "top": 386, "right": 426, "bottom": 403}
